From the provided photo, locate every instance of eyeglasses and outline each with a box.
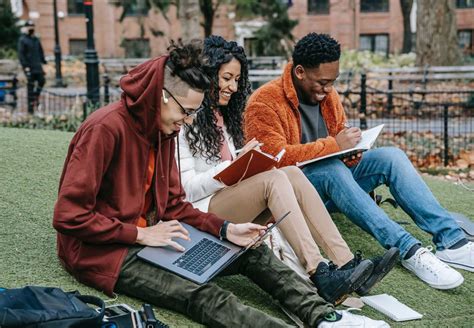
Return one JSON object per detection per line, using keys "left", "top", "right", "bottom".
{"left": 162, "top": 88, "right": 204, "bottom": 119}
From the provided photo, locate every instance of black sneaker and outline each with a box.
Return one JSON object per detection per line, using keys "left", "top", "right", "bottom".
{"left": 310, "top": 260, "right": 373, "bottom": 305}
{"left": 340, "top": 247, "right": 400, "bottom": 296}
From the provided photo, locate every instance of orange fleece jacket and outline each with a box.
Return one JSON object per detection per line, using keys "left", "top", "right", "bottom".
{"left": 245, "top": 62, "right": 351, "bottom": 167}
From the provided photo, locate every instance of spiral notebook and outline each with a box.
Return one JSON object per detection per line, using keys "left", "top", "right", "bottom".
{"left": 360, "top": 294, "right": 423, "bottom": 322}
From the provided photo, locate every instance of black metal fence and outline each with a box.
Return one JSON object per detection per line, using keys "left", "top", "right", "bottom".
{"left": 4, "top": 74, "right": 121, "bottom": 117}
{"left": 340, "top": 83, "right": 473, "bottom": 167}
{"left": 2, "top": 68, "right": 473, "bottom": 167}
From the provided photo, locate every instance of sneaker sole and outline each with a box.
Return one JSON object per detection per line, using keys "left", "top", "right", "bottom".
{"left": 356, "top": 247, "right": 400, "bottom": 296}
{"left": 328, "top": 260, "right": 374, "bottom": 305}
{"left": 401, "top": 262, "right": 465, "bottom": 290}
{"left": 437, "top": 258, "right": 474, "bottom": 273}
{"left": 428, "top": 274, "right": 464, "bottom": 290}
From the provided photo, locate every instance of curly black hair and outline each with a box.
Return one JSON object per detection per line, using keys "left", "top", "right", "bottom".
{"left": 292, "top": 33, "right": 341, "bottom": 68}
{"left": 184, "top": 35, "right": 251, "bottom": 163}
{"left": 166, "top": 39, "right": 210, "bottom": 93}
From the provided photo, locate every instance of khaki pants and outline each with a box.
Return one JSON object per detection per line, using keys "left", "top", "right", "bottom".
{"left": 209, "top": 166, "right": 353, "bottom": 273}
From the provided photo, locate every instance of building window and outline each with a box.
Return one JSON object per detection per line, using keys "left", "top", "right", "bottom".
{"left": 458, "top": 30, "right": 473, "bottom": 55}
{"left": 360, "top": 0, "right": 389, "bottom": 12}
{"left": 456, "top": 0, "right": 474, "bottom": 8}
{"left": 69, "top": 39, "right": 87, "bottom": 56}
{"left": 67, "top": 0, "right": 84, "bottom": 15}
{"left": 308, "top": 0, "right": 330, "bottom": 15}
{"left": 359, "top": 34, "right": 389, "bottom": 55}
{"left": 121, "top": 39, "right": 150, "bottom": 58}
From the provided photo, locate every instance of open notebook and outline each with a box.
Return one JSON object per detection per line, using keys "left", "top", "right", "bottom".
{"left": 297, "top": 124, "right": 385, "bottom": 167}
{"left": 213, "top": 148, "right": 286, "bottom": 186}
{"left": 360, "top": 294, "right": 423, "bottom": 322}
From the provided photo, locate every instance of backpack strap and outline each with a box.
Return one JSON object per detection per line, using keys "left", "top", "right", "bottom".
{"left": 76, "top": 294, "right": 105, "bottom": 317}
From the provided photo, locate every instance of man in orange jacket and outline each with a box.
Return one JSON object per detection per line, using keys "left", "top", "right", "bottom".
{"left": 245, "top": 33, "right": 473, "bottom": 290}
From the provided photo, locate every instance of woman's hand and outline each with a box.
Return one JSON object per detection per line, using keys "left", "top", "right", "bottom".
{"left": 236, "top": 138, "right": 262, "bottom": 159}
{"left": 226, "top": 222, "right": 267, "bottom": 247}
{"left": 136, "top": 220, "right": 190, "bottom": 252}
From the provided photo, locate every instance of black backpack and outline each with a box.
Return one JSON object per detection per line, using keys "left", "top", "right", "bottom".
{"left": 0, "top": 286, "right": 105, "bottom": 328}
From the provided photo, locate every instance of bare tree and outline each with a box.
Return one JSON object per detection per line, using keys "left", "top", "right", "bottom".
{"left": 400, "top": 0, "right": 413, "bottom": 53}
{"left": 199, "top": 0, "right": 225, "bottom": 37}
{"left": 416, "top": 0, "right": 462, "bottom": 66}
{"left": 178, "top": 0, "right": 202, "bottom": 41}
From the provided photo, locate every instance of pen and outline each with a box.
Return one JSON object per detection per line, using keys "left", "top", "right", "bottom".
{"left": 235, "top": 142, "right": 264, "bottom": 154}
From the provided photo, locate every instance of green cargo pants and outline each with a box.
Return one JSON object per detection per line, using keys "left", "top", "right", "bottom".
{"left": 115, "top": 245, "right": 334, "bottom": 328}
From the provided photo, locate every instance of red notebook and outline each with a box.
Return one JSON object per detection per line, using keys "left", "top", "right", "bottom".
{"left": 213, "top": 149, "right": 286, "bottom": 186}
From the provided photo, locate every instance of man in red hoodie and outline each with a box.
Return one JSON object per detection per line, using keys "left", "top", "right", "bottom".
{"left": 53, "top": 41, "right": 388, "bottom": 328}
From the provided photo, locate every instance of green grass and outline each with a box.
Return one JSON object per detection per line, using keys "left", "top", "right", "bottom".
{"left": 1, "top": 127, "right": 473, "bottom": 327}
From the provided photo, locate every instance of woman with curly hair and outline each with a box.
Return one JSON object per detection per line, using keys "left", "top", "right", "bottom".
{"left": 178, "top": 35, "right": 398, "bottom": 305}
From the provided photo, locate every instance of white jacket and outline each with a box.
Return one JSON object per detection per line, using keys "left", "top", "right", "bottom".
{"left": 177, "top": 125, "right": 309, "bottom": 281}
{"left": 177, "top": 126, "right": 236, "bottom": 211}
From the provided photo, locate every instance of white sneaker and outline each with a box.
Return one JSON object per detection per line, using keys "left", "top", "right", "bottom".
{"left": 318, "top": 309, "right": 389, "bottom": 327}
{"left": 436, "top": 241, "right": 474, "bottom": 272}
{"left": 401, "top": 246, "right": 464, "bottom": 289}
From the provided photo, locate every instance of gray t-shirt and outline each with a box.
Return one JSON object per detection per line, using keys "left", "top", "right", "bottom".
{"left": 299, "top": 102, "right": 328, "bottom": 144}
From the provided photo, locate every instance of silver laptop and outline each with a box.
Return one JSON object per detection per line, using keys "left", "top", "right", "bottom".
{"left": 137, "top": 211, "right": 290, "bottom": 284}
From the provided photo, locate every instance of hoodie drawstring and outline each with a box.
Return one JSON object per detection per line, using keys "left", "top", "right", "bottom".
{"left": 177, "top": 134, "right": 183, "bottom": 195}
{"left": 158, "top": 133, "right": 164, "bottom": 179}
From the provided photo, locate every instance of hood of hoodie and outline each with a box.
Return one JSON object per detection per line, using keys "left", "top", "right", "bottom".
{"left": 120, "top": 55, "right": 174, "bottom": 143}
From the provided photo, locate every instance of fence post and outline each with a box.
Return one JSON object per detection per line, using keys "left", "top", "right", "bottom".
{"left": 443, "top": 104, "right": 449, "bottom": 167}
{"left": 387, "top": 72, "right": 393, "bottom": 114}
{"left": 11, "top": 74, "right": 18, "bottom": 110}
{"left": 83, "top": 101, "right": 88, "bottom": 122}
{"left": 360, "top": 72, "right": 367, "bottom": 129}
{"left": 103, "top": 74, "right": 110, "bottom": 105}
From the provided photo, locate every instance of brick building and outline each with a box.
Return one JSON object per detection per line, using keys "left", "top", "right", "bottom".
{"left": 17, "top": 0, "right": 474, "bottom": 58}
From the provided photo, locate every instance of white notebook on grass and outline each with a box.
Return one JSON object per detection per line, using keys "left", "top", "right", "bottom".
{"left": 360, "top": 294, "right": 423, "bottom": 322}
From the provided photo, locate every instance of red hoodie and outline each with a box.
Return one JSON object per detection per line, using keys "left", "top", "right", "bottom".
{"left": 53, "top": 56, "right": 224, "bottom": 296}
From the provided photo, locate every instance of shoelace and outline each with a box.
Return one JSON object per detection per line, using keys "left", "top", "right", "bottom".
{"left": 353, "top": 250, "right": 363, "bottom": 265}
{"left": 413, "top": 246, "right": 448, "bottom": 275}
{"left": 319, "top": 262, "right": 343, "bottom": 278}
{"left": 328, "top": 261, "right": 339, "bottom": 271}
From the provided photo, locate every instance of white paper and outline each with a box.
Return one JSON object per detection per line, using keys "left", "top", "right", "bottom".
{"left": 296, "top": 124, "right": 384, "bottom": 167}
{"left": 361, "top": 294, "right": 423, "bottom": 322}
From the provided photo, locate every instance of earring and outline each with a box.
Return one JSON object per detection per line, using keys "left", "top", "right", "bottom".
{"left": 162, "top": 90, "right": 169, "bottom": 104}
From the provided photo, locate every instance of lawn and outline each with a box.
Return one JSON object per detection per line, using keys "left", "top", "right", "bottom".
{"left": 0, "top": 127, "right": 473, "bottom": 327}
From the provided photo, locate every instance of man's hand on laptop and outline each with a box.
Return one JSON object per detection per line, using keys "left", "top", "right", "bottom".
{"left": 226, "top": 222, "right": 266, "bottom": 247}
{"left": 136, "top": 220, "right": 190, "bottom": 252}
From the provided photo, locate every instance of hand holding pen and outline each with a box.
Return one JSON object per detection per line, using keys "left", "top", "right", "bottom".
{"left": 340, "top": 122, "right": 362, "bottom": 164}
{"left": 336, "top": 121, "right": 361, "bottom": 150}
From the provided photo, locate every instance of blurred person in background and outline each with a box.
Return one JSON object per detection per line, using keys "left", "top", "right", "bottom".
{"left": 18, "top": 20, "right": 46, "bottom": 114}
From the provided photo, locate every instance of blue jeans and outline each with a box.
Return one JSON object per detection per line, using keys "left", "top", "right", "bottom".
{"left": 302, "top": 147, "right": 466, "bottom": 258}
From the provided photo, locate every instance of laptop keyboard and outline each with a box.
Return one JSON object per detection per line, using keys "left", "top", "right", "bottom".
{"left": 173, "top": 238, "right": 231, "bottom": 276}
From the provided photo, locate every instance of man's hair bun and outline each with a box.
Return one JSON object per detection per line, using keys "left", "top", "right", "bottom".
{"left": 167, "top": 39, "right": 204, "bottom": 72}
{"left": 166, "top": 39, "right": 210, "bottom": 92}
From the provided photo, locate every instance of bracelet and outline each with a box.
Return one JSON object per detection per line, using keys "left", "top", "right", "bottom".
{"left": 219, "top": 221, "right": 230, "bottom": 241}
